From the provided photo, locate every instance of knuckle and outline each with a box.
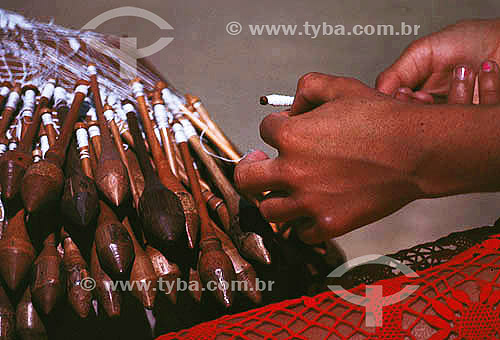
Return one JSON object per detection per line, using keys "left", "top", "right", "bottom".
{"left": 275, "top": 121, "right": 293, "bottom": 147}
{"left": 297, "top": 72, "right": 324, "bottom": 89}
{"left": 233, "top": 164, "right": 247, "bottom": 190}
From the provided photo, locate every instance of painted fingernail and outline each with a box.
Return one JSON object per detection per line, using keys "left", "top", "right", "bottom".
{"left": 454, "top": 65, "right": 468, "bottom": 80}
{"left": 482, "top": 60, "right": 494, "bottom": 72}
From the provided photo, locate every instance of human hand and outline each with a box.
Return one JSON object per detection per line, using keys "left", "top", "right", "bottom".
{"left": 236, "top": 73, "right": 429, "bottom": 243}
{"left": 376, "top": 19, "right": 500, "bottom": 100}
{"left": 394, "top": 60, "right": 500, "bottom": 105}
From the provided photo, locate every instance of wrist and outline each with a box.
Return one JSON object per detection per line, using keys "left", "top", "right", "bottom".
{"left": 411, "top": 103, "right": 500, "bottom": 198}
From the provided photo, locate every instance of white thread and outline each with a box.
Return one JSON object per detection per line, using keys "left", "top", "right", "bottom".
{"left": 179, "top": 119, "right": 197, "bottom": 139}
{"left": 0, "top": 86, "right": 9, "bottom": 97}
{"left": 68, "top": 38, "right": 80, "bottom": 53}
{"left": 123, "top": 103, "right": 135, "bottom": 114}
{"left": 154, "top": 127, "right": 163, "bottom": 145}
{"left": 75, "top": 84, "right": 89, "bottom": 95}
{"left": 20, "top": 89, "right": 36, "bottom": 116}
{"left": 8, "top": 141, "right": 17, "bottom": 151}
{"left": 123, "top": 143, "right": 129, "bottom": 151}
{"left": 5, "top": 129, "right": 12, "bottom": 140}
{"left": 15, "top": 118, "right": 22, "bottom": 139}
{"left": 262, "top": 94, "right": 295, "bottom": 106}
{"left": 5, "top": 91, "right": 19, "bottom": 109}
{"left": 88, "top": 125, "right": 100, "bottom": 138}
{"left": 200, "top": 128, "right": 248, "bottom": 163}
{"left": 154, "top": 104, "right": 169, "bottom": 129}
{"left": 66, "top": 93, "right": 75, "bottom": 105}
{"left": 41, "top": 79, "right": 55, "bottom": 99}
{"left": 41, "top": 113, "right": 54, "bottom": 126}
{"left": 76, "top": 128, "right": 89, "bottom": 148}
{"left": 53, "top": 87, "right": 67, "bottom": 107}
{"left": 0, "top": 144, "right": 6, "bottom": 154}
{"left": 87, "top": 107, "right": 97, "bottom": 121}
{"left": 193, "top": 101, "right": 201, "bottom": 109}
{"left": 131, "top": 81, "right": 144, "bottom": 98}
{"left": 40, "top": 135, "right": 49, "bottom": 157}
{"left": 88, "top": 65, "right": 97, "bottom": 76}
{"left": 107, "top": 93, "right": 118, "bottom": 106}
{"left": 79, "top": 148, "right": 90, "bottom": 159}
{"left": 99, "top": 89, "right": 107, "bottom": 103}
{"left": 104, "top": 109, "right": 114, "bottom": 122}
{"left": 161, "top": 88, "right": 182, "bottom": 112}
{"left": 118, "top": 121, "right": 128, "bottom": 135}
{"left": 172, "top": 123, "right": 187, "bottom": 144}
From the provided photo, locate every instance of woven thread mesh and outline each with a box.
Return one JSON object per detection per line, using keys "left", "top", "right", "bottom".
{"left": 157, "top": 225, "right": 500, "bottom": 340}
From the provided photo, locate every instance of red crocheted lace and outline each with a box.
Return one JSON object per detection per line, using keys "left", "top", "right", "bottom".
{"left": 157, "top": 233, "right": 500, "bottom": 339}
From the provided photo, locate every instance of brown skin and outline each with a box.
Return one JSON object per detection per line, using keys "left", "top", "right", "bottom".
{"left": 235, "top": 65, "right": 500, "bottom": 244}
{"left": 376, "top": 19, "right": 500, "bottom": 98}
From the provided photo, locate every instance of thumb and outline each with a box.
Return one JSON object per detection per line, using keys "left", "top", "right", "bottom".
{"left": 291, "top": 72, "right": 371, "bottom": 115}
{"left": 376, "top": 38, "right": 433, "bottom": 95}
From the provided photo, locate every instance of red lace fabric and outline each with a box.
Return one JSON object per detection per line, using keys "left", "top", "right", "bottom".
{"left": 157, "top": 233, "right": 500, "bottom": 340}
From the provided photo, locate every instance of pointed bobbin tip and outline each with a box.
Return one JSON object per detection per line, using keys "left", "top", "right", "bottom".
{"left": 240, "top": 232, "right": 272, "bottom": 265}
{"left": 21, "top": 161, "right": 64, "bottom": 213}
{"left": 0, "top": 151, "right": 32, "bottom": 201}
{"left": 95, "top": 163, "right": 129, "bottom": 207}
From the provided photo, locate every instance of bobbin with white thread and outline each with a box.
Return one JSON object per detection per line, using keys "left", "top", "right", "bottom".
{"left": 259, "top": 94, "right": 295, "bottom": 106}
{"left": 4, "top": 87, "right": 20, "bottom": 110}
{"left": 20, "top": 86, "right": 36, "bottom": 118}
{"left": 41, "top": 107, "right": 57, "bottom": 146}
{"left": 0, "top": 85, "right": 10, "bottom": 98}
{"left": 104, "top": 108, "right": 114, "bottom": 122}
{"left": 8, "top": 139, "right": 17, "bottom": 151}
{"left": 151, "top": 90, "right": 178, "bottom": 176}
{"left": 153, "top": 125, "right": 163, "bottom": 146}
{"left": 87, "top": 121, "right": 102, "bottom": 159}
{"left": 53, "top": 86, "right": 67, "bottom": 108}
{"left": 41, "top": 79, "right": 56, "bottom": 101}
{"left": 75, "top": 122, "right": 93, "bottom": 179}
{"left": 40, "top": 134, "right": 49, "bottom": 158}
{"left": 172, "top": 122, "right": 187, "bottom": 145}
{"left": 32, "top": 147, "right": 42, "bottom": 163}
{"left": 0, "top": 83, "right": 20, "bottom": 146}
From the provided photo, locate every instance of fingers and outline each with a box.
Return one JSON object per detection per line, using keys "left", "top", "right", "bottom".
{"left": 413, "top": 91, "right": 435, "bottom": 104}
{"left": 234, "top": 150, "right": 285, "bottom": 195}
{"left": 394, "top": 87, "right": 414, "bottom": 102}
{"left": 376, "top": 38, "right": 433, "bottom": 95}
{"left": 393, "top": 87, "right": 434, "bottom": 104}
{"left": 447, "top": 65, "right": 476, "bottom": 104}
{"left": 479, "top": 60, "right": 500, "bottom": 104}
{"left": 290, "top": 73, "right": 340, "bottom": 115}
{"left": 259, "top": 112, "right": 291, "bottom": 149}
{"left": 259, "top": 195, "right": 306, "bottom": 223}
{"left": 290, "top": 72, "right": 371, "bottom": 115}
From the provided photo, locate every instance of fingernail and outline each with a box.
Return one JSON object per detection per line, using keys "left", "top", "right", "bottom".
{"left": 454, "top": 65, "right": 468, "bottom": 80}
{"left": 482, "top": 60, "right": 494, "bottom": 72}
{"left": 397, "top": 87, "right": 412, "bottom": 95}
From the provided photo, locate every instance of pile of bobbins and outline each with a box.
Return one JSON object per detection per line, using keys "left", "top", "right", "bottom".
{"left": 0, "top": 65, "right": 343, "bottom": 340}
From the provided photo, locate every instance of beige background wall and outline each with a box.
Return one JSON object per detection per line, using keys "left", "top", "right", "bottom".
{"left": 3, "top": 0, "right": 500, "bottom": 259}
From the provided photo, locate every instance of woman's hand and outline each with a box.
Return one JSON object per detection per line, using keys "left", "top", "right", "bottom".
{"left": 376, "top": 19, "right": 500, "bottom": 100}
